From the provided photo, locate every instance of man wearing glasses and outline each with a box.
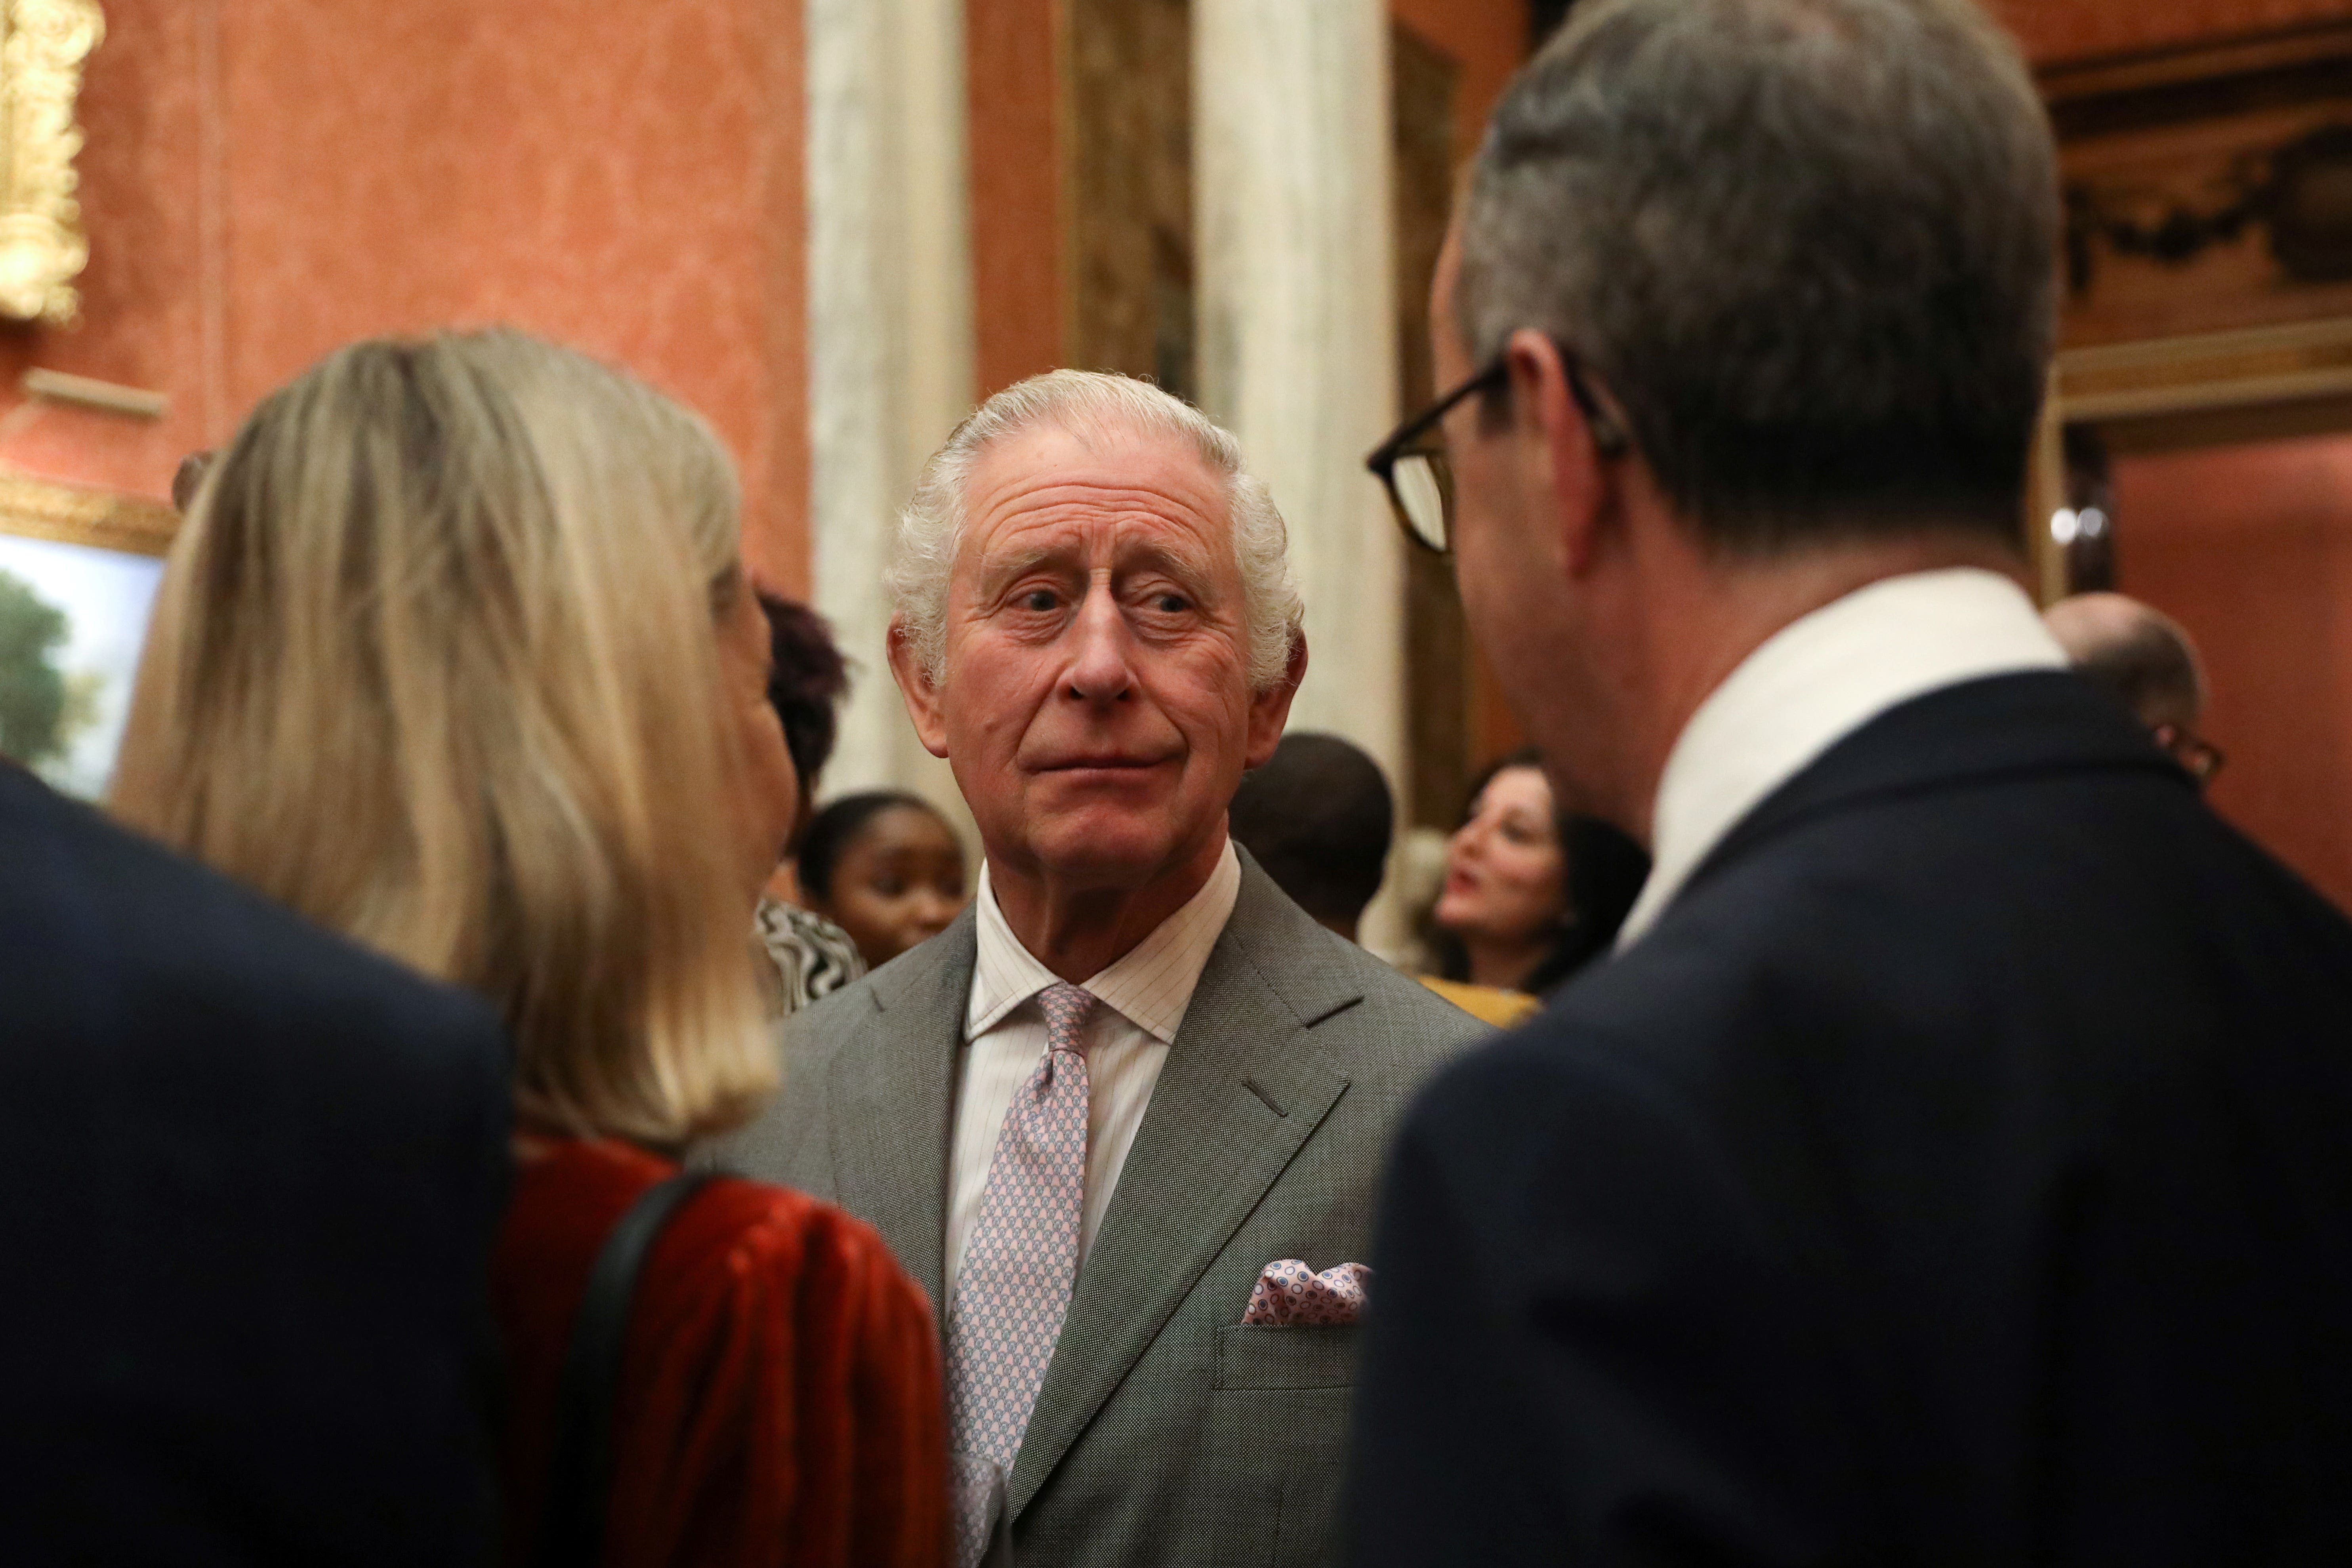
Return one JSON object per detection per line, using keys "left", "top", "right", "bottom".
{"left": 2045, "top": 591, "right": 2226, "bottom": 786}
{"left": 1346, "top": 1, "right": 2352, "bottom": 1565}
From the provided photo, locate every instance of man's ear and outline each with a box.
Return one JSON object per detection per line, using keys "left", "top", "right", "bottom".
{"left": 1508, "top": 328, "right": 1621, "bottom": 579}
{"left": 1242, "top": 632, "right": 1309, "bottom": 769}
{"left": 886, "top": 618, "right": 952, "bottom": 759}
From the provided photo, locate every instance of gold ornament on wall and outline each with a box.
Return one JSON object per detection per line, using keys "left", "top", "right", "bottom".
{"left": 0, "top": 0, "right": 102, "bottom": 326}
{"left": 0, "top": 466, "right": 174, "bottom": 555}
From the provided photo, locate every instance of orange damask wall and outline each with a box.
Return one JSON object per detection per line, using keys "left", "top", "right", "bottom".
{"left": 1390, "top": 0, "right": 1531, "bottom": 772}
{"left": 2112, "top": 439, "right": 2352, "bottom": 912}
{"left": 0, "top": 0, "right": 810, "bottom": 591}
{"left": 969, "top": 0, "right": 1063, "bottom": 400}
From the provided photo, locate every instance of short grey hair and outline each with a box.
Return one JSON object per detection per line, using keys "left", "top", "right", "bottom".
{"left": 1458, "top": 0, "right": 2059, "bottom": 552}
{"left": 886, "top": 370, "right": 1305, "bottom": 689}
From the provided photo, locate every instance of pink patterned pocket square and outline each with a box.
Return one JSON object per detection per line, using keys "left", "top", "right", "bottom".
{"left": 1241, "top": 1259, "right": 1370, "bottom": 1326}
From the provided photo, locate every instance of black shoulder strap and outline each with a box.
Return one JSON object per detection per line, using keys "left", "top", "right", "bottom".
{"left": 538, "top": 1171, "right": 715, "bottom": 1568}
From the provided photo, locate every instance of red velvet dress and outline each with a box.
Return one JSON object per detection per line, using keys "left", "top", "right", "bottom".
{"left": 492, "top": 1139, "right": 950, "bottom": 1568}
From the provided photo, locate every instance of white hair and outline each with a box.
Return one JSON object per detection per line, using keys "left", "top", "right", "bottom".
{"left": 886, "top": 369, "right": 1305, "bottom": 690}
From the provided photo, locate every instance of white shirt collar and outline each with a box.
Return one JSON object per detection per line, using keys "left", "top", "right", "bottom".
{"left": 1616, "top": 567, "right": 2066, "bottom": 950}
{"left": 966, "top": 837, "right": 1242, "bottom": 1043}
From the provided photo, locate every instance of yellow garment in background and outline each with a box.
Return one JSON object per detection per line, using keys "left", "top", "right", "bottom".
{"left": 1419, "top": 976, "right": 1541, "bottom": 1029}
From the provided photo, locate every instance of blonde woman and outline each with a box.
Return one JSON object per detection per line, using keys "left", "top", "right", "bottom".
{"left": 113, "top": 331, "right": 948, "bottom": 1568}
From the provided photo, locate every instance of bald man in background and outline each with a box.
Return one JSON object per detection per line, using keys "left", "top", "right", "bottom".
{"left": 2045, "top": 592, "right": 2223, "bottom": 786}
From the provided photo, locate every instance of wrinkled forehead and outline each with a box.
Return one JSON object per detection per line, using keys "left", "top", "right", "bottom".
{"left": 956, "top": 416, "right": 1235, "bottom": 572}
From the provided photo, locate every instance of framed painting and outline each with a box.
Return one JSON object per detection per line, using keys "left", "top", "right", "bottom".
{"left": 0, "top": 471, "right": 175, "bottom": 798}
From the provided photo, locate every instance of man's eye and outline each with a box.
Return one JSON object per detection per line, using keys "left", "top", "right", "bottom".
{"left": 1152, "top": 593, "right": 1189, "bottom": 614}
{"left": 1021, "top": 589, "right": 1059, "bottom": 612}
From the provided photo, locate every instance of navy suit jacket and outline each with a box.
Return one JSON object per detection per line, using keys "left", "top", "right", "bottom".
{"left": 1347, "top": 671, "right": 2352, "bottom": 1566}
{"left": 0, "top": 765, "right": 512, "bottom": 1564}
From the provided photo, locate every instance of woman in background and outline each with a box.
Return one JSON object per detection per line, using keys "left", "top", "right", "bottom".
{"left": 751, "top": 593, "right": 867, "bottom": 1009}
{"left": 795, "top": 791, "right": 967, "bottom": 972}
{"left": 113, "top": 331, "right": 946, "bottom": 1568}
{"left": 1427, "top": 750, "right": 1649, "bottom": 1006}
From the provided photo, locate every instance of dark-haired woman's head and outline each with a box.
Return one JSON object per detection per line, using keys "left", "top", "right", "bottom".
{"left": 797, "top": 791, "right": 968, "bottom": 969}
{"left": 1433, "top": 752, "right": 1570, "bottom": 991}
{"left": 1430, "top": 749, "right": 1649, "bottom": 996}
{"left": 756, "top": 593, "right": 850, "bottom": 847}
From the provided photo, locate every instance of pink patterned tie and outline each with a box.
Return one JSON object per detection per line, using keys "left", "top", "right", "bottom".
{"left": 946, "top": 982, "right": 1097, "bottom": 1567}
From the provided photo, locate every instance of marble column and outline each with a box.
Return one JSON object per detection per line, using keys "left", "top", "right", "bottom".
{"left": 1194, "top": 0, "right": 1406, "bottom": 946}
{"left": 805, "top": 0, "right": 979, "bottom": 834}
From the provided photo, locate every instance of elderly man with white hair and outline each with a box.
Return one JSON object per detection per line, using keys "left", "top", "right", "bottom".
{"left": 713, "top": 370, "right": 1483, "bottom": 1568}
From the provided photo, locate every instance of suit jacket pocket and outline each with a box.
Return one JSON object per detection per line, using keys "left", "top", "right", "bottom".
{"left": 1213, "top": 1323, "right": 1360, "bottom": 1390}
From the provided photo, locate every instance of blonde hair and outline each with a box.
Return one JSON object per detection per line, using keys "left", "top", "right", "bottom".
{"left": 112, "top": 329, "right": 775, "bottom": 1147}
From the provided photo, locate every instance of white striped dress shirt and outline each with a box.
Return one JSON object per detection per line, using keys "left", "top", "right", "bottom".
{"left": 944, "top": 839, "right": 1242, "bottom": 1294}
{"left": 1616, "top": 568, "right": 2067, "bottom": 950}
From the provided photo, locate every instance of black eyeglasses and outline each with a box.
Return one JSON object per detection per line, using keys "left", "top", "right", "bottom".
{"left": 2155, "top": 724, "right": 2227, "bottom": 787}
{"left": 1364, "top": 341, "right": 1628, "bottom": 554}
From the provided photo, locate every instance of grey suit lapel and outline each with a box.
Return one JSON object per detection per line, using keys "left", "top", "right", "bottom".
{"left": 826, "top": 908, "right": 974, "bottom": 1317}
{"left": 1007, "top": 858, "right": 1362, "bottom": 1519}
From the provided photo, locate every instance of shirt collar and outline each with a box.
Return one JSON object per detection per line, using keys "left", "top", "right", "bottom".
{"left": 966, "top": 837, "right": 1242, "bottom": 1043}
{"left": 1616, "top": 567, "right": 2066, "bottom": 951}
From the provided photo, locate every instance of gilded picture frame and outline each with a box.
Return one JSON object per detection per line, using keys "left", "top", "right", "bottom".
{"left": 0, "top": 469, "right": 175, "bottom": 797}
{"left": 2023, "top": 24, "right": 2352, "bottom": 593}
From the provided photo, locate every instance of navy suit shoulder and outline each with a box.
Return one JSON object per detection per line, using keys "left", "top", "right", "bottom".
{"left": 1349, "top": 673, "right": 2352, "bottom": 1567}
{"left": 0, "top": 766, "right": 513, "bottom": 1565}
{"left": 3, "top": 761, "right": 505, "bottom": 1052}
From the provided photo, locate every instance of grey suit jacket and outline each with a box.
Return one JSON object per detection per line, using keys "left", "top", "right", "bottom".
{"left": 708, "top": 853, "right": 1486, "bottom": 1567}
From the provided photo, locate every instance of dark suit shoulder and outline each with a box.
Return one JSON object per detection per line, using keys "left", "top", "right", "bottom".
{"left": 1360, "top": 686, "right": 2352, "bottom": 1566}
{"left": 1396, "top": 740, "right": 2352, "bottom": 1375}
{"left": 0, "top": 774, "right": 510, "bottom": 1562}
{"left": 1, "top": 767, "right": 507, "bottom": 1091}
{"left": 1404, "top": 730, "right": 2352, "bottom": 1206}
{"left": 1618, "top": 750, "right": 2323, "bottom": 1015}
